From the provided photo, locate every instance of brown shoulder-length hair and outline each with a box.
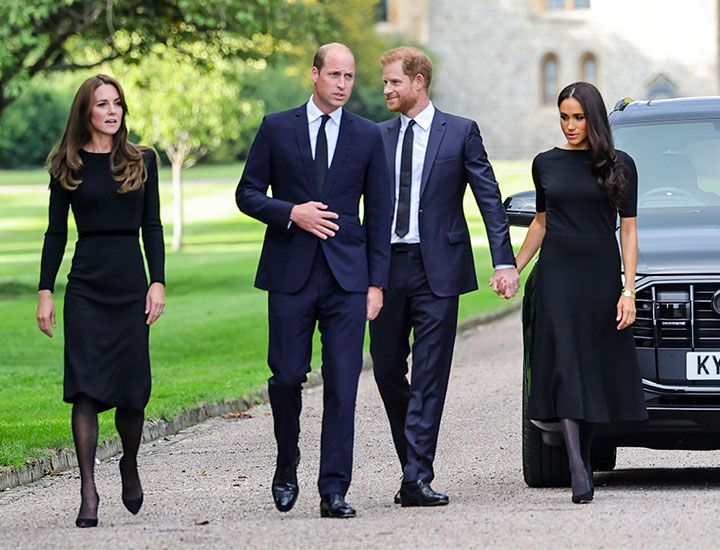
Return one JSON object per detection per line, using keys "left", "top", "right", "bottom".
{"left": 558, "top": 81, "right": 626, "bottom": 209}
{"left": 47, "top": 74, "right": 146, "bottom": 194}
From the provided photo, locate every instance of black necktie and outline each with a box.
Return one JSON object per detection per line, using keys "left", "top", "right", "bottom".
{"left": 395, "top": 119, "right": 415, "bottom": 238}
{"left": 315, "top": 114, "right": 330, "bottom": 191}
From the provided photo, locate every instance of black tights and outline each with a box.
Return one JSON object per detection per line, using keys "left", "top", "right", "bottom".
{"left": 72, "top": 395, "right": 145, "bottom": 518}
{"left": 559, "top": 418, "right": 595, "bottom": 496}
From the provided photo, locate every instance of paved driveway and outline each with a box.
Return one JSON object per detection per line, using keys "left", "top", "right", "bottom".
{"left": 2, "top": 311, "right": 720, "bottom": 549}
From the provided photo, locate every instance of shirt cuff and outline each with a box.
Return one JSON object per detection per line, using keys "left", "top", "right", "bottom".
{"left": 493, "top": 264, "right": 515, "bottom": 270}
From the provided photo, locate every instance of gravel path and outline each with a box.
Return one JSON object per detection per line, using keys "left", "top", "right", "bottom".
{"left": 2, "top": 311, "right": 720, "bottom": 549}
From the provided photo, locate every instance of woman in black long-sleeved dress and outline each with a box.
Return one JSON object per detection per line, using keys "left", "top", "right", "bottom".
{"left": 36, "top": 74, "right": 165, "bottom": 527}
{"left": 514, "top": 82, "right": 647, "bottom": 504}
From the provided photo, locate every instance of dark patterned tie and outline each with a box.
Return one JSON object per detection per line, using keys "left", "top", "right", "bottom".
{"left": 395, "top": 119, "right": 415, "bottom": 238}
{"left": 315, "top": 114, "right": 330, "bottom": 191}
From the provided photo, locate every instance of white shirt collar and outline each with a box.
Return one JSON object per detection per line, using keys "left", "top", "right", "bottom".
{"left": 307, "top": 95, "right": 343, "bottom": 125}
{"left": 400, "top": 101, "right": 435, "bottom": 132}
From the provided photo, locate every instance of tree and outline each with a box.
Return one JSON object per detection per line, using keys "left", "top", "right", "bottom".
{"left": 271, "top": 0, "right": 394, "bottom": 122}
{"left": 0, "top": 83, "right": 73, "bottom": 168}
{"left": 0, "top": 0, "right": 324, "bottom": 118}
{"left": 116, "top": 46, "right": 263, "bottom": 251}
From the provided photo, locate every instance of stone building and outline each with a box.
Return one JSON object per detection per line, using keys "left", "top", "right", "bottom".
{"left": 378, "top": 0, "right": 720, "bottom": 158}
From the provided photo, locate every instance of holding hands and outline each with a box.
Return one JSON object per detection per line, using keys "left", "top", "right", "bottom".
{"left": 489, "top": 267, "right": 520, "bottom": 299}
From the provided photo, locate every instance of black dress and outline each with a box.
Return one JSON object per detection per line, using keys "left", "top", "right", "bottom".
{"left": 526, "top": 147, "right": 647, "bottom": 423}
{"left": 39, "top": 149, "right": 165, "bottom": 412}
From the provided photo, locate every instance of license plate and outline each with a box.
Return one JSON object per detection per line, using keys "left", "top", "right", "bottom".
{"left": 686, "top": 352, "right": 720, "bottom": 380}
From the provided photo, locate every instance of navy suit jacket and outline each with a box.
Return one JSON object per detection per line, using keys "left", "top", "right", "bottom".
{"left": 237, "top": 104, "right": 392, "bottom": 294}
{"left": 380, "top": 109, "right": 515, "bottom": 297}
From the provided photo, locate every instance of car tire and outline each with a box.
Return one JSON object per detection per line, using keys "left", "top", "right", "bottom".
{"left": 522, "top": 378, "right": 571, "bottom": 487}
{"left": 591, "top": 443, "right": 617, "bottom": 472}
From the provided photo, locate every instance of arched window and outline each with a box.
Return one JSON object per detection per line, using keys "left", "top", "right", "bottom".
{"left": 541, "top": 53, "right": 559, "bottom": 105}
{"left": 580, "top": 53, "right": 597, "bottom": 85}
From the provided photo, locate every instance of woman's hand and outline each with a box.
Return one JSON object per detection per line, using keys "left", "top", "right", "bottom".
{"left": 616, "top": 294, "right": 636, "bottom": 330}
{"left": 145, "top": 282, "right": 166, "bottom": 326}
{"left": 37, "top": 290, "right": 56, "bottom": 337}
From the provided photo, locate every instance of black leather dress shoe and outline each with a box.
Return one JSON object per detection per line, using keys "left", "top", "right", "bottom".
{"left": 320, "top": 494, "right": 356, "bottom": 518}
{"left": 272, "top": 454, "right": 300, "bottom": 512}
{"left": 400, "top": 480, "right": 449, "bottom": 507}
{"left": 394, "top": 490, "right": 401, "bottom": 504}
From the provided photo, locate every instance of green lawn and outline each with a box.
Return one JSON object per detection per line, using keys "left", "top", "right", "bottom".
{"left": 0, "top": 161, "right": 532, "bottom": 469}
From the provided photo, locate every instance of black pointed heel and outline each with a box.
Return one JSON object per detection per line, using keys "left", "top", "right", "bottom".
{"left": 119, "top": 455, "right": 144, "bottom": 515}
{"left": 122, "top": 493, "right": 144, "bottom": 515}
{"left": 572, "top": 489, "right": 594, "bottom": 504}
{"left": 75, "top": 493, "right": 100, "bottom": 528}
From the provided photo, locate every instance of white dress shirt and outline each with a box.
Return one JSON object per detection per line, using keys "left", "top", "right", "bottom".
{"left": 390, "top": 101, "right": 513, "bottom": 270}
{"left": 307, "top": 96, "right": 342, "bottom": 166}
{"left": 391, "top": 102, "right": 435, "bottom": 244}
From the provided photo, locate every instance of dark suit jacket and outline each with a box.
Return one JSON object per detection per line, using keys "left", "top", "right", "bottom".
{"left": 380, "top": 109, "right": 515, "bottom": 297}
{"left": 237, "top": 104, "right": 392, "bottom": 294}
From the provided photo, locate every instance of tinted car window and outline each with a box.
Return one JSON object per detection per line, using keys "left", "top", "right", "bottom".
{"left": 614, "top": 121, "right": 720, "bottom": 219}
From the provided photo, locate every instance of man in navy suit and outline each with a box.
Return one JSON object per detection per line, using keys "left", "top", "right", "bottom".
{"left": 236, "top": 43, "right": 391, "bottom": 518}
{"left": 370, "top": 46, "right": 519, "bottom": 506}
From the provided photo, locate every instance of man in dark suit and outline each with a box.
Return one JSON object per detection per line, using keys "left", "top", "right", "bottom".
{"left": 370, "top": 46, "right": 519, "bottom": 506}
{"left": 236, "top": 43, "right": 391, "bottom": 518}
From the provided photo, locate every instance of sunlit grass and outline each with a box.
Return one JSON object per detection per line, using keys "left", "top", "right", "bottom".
{"left": 0, "top": 161, "right": 533, "bottom": 468}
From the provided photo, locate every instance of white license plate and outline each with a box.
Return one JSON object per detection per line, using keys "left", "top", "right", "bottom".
{"left": 686, "top": 352, "right": 720, "bottom": 380}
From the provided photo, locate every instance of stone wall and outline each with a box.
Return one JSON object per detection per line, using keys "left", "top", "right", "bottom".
{"left": 426, "top": 0, "right": 719, "bottom": 159}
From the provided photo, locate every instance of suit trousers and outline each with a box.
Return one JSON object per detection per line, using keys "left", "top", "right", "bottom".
{"left": 267, "top": 246, "right": 366, "bottom": 497}
{"left": 369, "top": 244, "right": 459, "bottom": 483}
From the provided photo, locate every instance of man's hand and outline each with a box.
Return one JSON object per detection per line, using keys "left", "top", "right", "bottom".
{"left": 489, "top": 267, "right": 520, "bottom": 299}
{"left": 366, "top": 286, "right": 384, "bottom": 321}
{"left": 290, "top": 201, "right": 340, "bottom": 239}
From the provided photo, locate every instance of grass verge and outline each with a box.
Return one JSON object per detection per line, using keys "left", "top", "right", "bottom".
{"left": 0, "top": 161, "right": 532, "bottom": 469}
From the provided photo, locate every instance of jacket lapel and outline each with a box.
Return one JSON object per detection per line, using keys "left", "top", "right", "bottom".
{"left": 293, "top": 104, "right": 318, "bottom": 196}
{"left": 322, "top": 110, "right": 354, "bottom": 196}
{"left": 384, "top": 118, "right": 401, "bottom": 209}
{"left": 420, "top": 109, "right": 447, "bottom": 199}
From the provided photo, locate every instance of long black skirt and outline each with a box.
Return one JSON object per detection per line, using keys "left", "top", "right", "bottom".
{"left": 63, "top": 234, "right": 150, "bottom": 412}
{"left": 526, "top": 233, "right": 648, "bottom": 423}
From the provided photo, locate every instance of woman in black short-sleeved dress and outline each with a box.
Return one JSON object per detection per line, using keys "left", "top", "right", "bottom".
{"left": 36, "top": 75, "right": 165, "bottom": 527}
{"left": 514, "top": 82, "right": 647, "bottom": 504}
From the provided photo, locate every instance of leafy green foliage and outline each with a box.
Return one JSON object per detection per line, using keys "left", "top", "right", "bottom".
{"left": 117, "top": 46, "right": 263, "bottom": 167}
{"left": 0, "top": 0, "right": 325, "bottom": 117}
{"left": 0, "top": 84, "right": 72, "bottom": 168}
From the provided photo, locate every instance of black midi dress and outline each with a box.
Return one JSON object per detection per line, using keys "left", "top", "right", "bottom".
{"left": 526, "top": 147, "right": 647, "bottom": 423}
{"left": 39, "top": 149, "right": 165, "bottom": 412}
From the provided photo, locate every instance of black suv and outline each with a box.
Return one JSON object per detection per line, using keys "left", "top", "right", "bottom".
{"left": 505, "top": 97, "right": 720, "bottom": 486}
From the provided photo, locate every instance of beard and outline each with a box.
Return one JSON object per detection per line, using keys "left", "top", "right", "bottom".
{"left": 386, "top": 90, "right": 419, "bottom": 114}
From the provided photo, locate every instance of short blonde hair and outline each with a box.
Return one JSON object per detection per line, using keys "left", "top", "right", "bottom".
{"left": 380, "top": 46, "right": 433, "bottom": 91}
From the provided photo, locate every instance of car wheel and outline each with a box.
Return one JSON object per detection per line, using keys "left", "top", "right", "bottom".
{"left": 522, "top": 377, "right": 571, "bottom": 487}
{"left": 591, "top": 443, "right": 617, "bottom": 472}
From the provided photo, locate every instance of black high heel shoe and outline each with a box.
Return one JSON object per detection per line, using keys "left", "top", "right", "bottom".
{"left": 119, "top": 456, "right": 144, "bottom": 515}
{"left": 571, "top": 475, "right": 594, "bottom": 504}
{"left": 571, "top": 488, "right": 593, "bottom": 504}
{"left": 122, "top": 492, "right": 144, "bottom": 515}
{"left": 75, "top": 493, "right": 100, "bottom": 528}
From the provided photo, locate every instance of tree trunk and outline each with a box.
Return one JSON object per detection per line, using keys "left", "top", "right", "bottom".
{"left": 170, "top": 154, "right": 184, "bottom": 252}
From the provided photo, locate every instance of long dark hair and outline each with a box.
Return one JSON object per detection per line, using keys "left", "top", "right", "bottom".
{"left": 558, "top": 82, "right": 626, "bottom": 209}
{"left": 47, "top": 74, "right": 146, "bottom": 194}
